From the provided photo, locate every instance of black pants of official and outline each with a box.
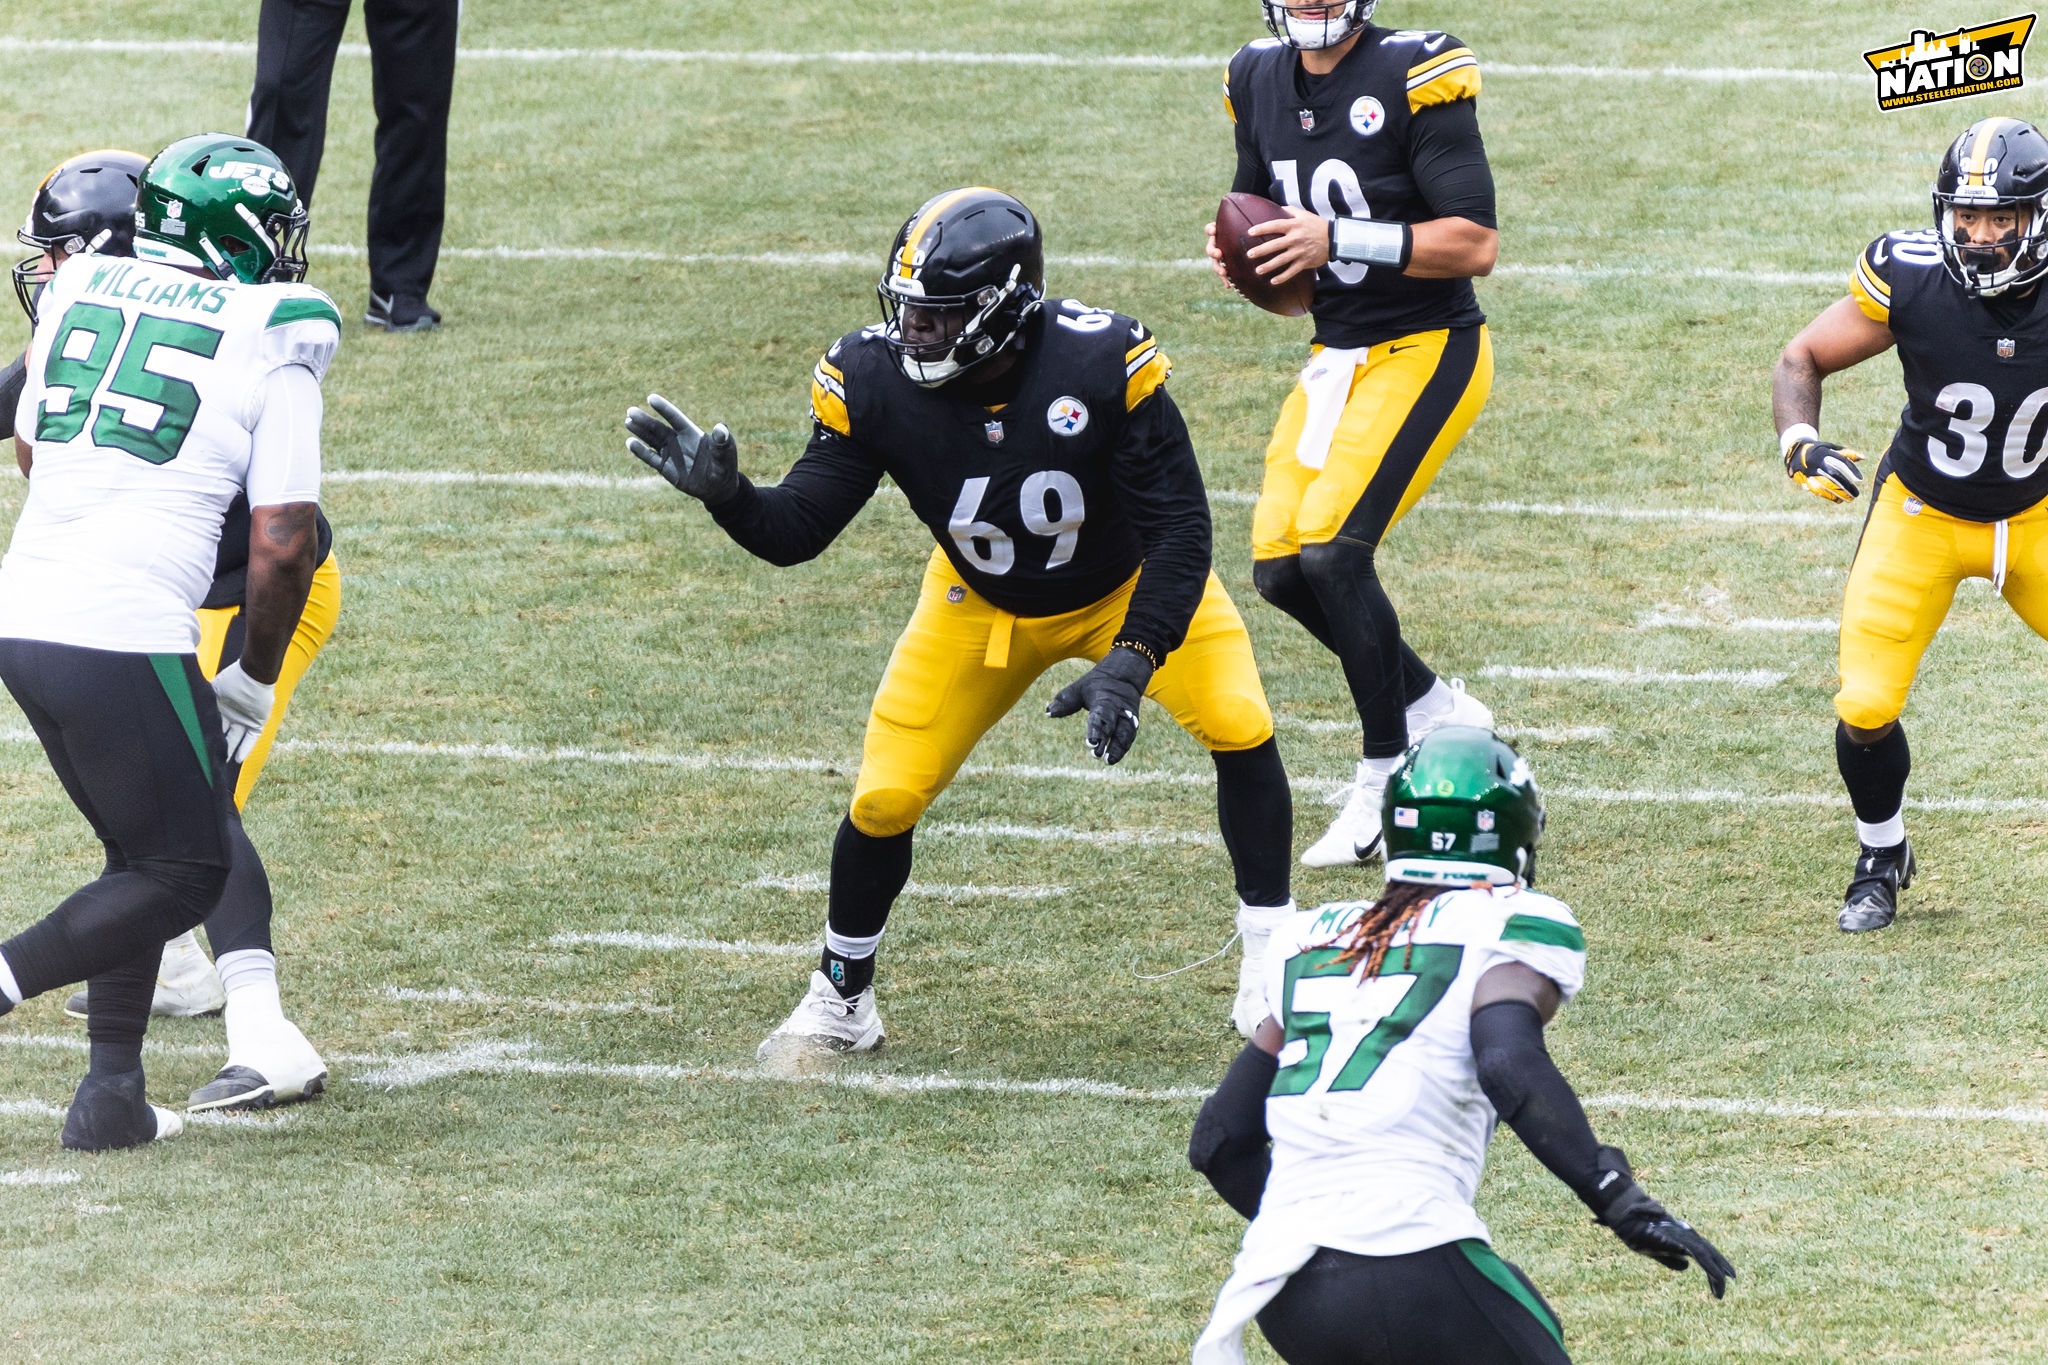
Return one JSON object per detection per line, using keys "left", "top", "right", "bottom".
{"left": 247, "top": 0, "right": 459, "bottom": 300}
{"left": 0, "top": 641, "right": 236, "bottom": 1073}
{"left": 1255, "top": 1242, "right": 1569, "bottom": 1365}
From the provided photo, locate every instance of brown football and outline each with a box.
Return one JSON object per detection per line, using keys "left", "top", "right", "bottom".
{"left": 1215, "top": 191, "right": 1315, "bottom": 318}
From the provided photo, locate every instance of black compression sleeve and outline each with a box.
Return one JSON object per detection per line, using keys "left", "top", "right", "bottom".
{"left": 0, "top": 351, "right": 25, "bottom": 432}
{"left": 1188, "top": 1043, "right": 1277, "bottom": 1219}
{"left": 1470, "top": 999, "right": 1610, "bottom": 1210}
{"left": 1409, "top": 99, "right": 1497, "bottom": 229}
{"left": 1229, "top": 62, "right": 1265, "bottom": 195}
{"left": 1107, "top": 391, "right": 1212, "bottom": 664}
{"left": 706, "top": 428, "right": 885, "bottom": 567}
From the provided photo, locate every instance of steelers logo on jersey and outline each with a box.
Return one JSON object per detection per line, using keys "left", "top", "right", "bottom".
{"left": 1047, "top": 396, "right": 1089, "bottom": 436}
{"left": 1350, "top": 96, "right": 1386, "bottom": 137}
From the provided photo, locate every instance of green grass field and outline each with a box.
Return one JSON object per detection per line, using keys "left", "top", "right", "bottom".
{"left": 5, "top": 2, "right": 2048, "bottom": 1360}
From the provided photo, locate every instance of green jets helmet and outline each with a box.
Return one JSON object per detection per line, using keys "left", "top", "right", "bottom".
{"left": 132, "top": 134, "right": 309, "bottom": 285}
{"left": 1382, "top": 726, "right": 1545, "bottom": 888}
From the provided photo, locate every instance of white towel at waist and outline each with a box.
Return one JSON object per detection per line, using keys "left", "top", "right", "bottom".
{"left": 1190, "top": 1211, "right": 1320, "bottom": 1365}
{"left": 1292, "top": 346, "right": 1368, "bottom": 471}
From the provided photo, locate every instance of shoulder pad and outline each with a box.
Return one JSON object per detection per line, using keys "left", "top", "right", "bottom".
{"left": 1397, "top": 32, "right": 1481, "bottom": 112}
{"left": 1853, "top": 230, "right": 1943, "bottom": 325}
{"left": 258, "top": 285, "right": 340, "bottom": 382}
{"left": 1122, "top": 317, "right": 1171, "bottom": 412}
{"left": 1496, "top": 891, "right": 1583, "bottom": 946}
{"left": 811, "top": 329, "right": 868, "bottom": 437}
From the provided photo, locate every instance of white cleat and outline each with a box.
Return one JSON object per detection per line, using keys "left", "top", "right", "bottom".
{"left": 188, "top": 1017, "right": 327, "bottom": 1112}
{"left": 756, "top": 970, "right": 885, "bottom": 1063}
{"left": 1233, "top": 933, "right": 1271, "bottom": 1038}
{"left": 154, "top": 932, "right": 226, "bottom": 1016}
{"left": 1407, "top": 678, "right": 1493, "bottom": 745}
{"left": 1301, "top": 759, "right": 1389, "bottom": 868}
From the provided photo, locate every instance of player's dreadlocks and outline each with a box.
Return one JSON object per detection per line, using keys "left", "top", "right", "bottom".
{"left": 1333, "top": 879, "right": 1447, "bottom": 979}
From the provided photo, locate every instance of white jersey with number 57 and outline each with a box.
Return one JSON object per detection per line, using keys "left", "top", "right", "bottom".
{"left": 1257, "top": 886, "right": 1587, "bottom": 1255}
{"left": 3, "top": 253, "right": 336, "bottom": 654}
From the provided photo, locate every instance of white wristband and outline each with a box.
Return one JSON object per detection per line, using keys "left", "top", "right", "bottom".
{"left": 1330, "top": 217, "right": 1411, "bottom": 268}
{"left": 1779, "top": 422, "right": 1819, "bottom": 457}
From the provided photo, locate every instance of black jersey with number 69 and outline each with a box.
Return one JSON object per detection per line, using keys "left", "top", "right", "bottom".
{"left": 1226, "top": 28, "right": 1493, "bottom": 348}
{"left": 1851, "top": 229, "right": 2048, "bottom": 521}
{"left": 704, "top": 301, "right": 1213, "bottom": 663}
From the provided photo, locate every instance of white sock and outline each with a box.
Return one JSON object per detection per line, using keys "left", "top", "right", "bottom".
{"left": 0, "top": 950, "right": 21, "bottom": 1006}
{"left": 1236, "top": 900, "right": 1296, "bottom": 942}
{"left": 217, "top": 949, "right": 284, "bottom": 1061}
{"left": 1856, "top": 811, "right": 1907, "bottom": 849}
{"left": 823, "top": 927, "right": 883, "bottom": 960}
{"left": 1405, "top": 678, "right": 1455, "bottom": 729}
{"left": 1362, "top": 754, "right": 1405, "bottom": 784}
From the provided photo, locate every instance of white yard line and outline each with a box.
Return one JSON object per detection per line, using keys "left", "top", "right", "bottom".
{"left": 0, "top": 1100, "right": 66, "bottom": 1119}
{"left": 1281, "top": 718, "right": 1611, "bottom": 741}
{"left": 927, "top": 819, "right": 1220, "bottom": 847}
{"left": 327, "top": 468, "right": 665, "bottom": 491}
{"left": 752, "top": 873, "right": 1067, "bottom": 901}
{"left": 0, "top": 37, "right": 1856, "bottom": 83}
{"left": 549, "top": 930, "right": 818, "bottom": 956}
{"left": 382, "top": 986, "right": 674, "bottom": 1015}
{"left": 1425, "top": 497, "right": 1834, "bottom": 526}
{"left": 0, "top": 1032, "right": 218, "bottom": 1058}
{"left": 0, "top": 1167, "right": 78, "bottom": 1184}
{"left": 341, "top": 1040, "right": 2048, "bottom": 1127}
{"left": 1479, "top": 664, "right": 1789, "bottom": 686}
{"left": 1637, "top": 609, "right": 1838, "bottom": 634}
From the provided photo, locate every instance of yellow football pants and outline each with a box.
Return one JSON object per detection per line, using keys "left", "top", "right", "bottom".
{"left": 849, "top": 547, "right": 1275, "bottom": 837}
{"left": 1252, "top": 326, "right": 1493, "bottom": 559}
{"left": 195, "top": 552, "right": 342, "bottom": 810}
{"left": 1837, "top": 477, "right": 2048, "bottom": 729}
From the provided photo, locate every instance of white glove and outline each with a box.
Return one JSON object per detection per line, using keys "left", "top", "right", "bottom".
{"left": 211, "top": 661, "right": 275, "bottom": 765}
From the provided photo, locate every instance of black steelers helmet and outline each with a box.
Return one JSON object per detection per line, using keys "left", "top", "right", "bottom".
{"left": 13, "top": 148, "right": 148, "bottom": 322}
{"left": 877, "top": 187, "right": 1044, "bottom": 387}
{"left": 1933, "top": 116, "right": 2048, "bottom": 298}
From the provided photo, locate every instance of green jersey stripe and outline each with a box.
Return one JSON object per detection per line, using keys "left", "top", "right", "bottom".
{"left": 148, "top": 653, "right": 215, "bottom": 787}
{"left": 266, "top": 296, "right": 341, "bottom": 330}
{"left": 1457, "top": 1239, "right": 1563, "bottom": 1346}
{"left": 1501, "top": 914, "right": 1585, "bottom": 952}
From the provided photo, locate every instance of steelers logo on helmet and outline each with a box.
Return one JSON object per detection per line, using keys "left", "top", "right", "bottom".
{"left": 1932, "top": 116, "right": 2048, "bottom": 298}
{"left": 1261, "top": 0, "right": 1377, "bottom": 51}
{"left": 876, "top": 187, "right": 1046, "bottom": 388}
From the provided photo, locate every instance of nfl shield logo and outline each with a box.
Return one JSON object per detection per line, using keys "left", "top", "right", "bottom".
{"left": 946, "top": 585, "right": 966, "bottom": 603}
{"left": 2000, "top": 338, "right": 2018, "bottom": 358}
{"left": 1299, "top": 108, "right": 1315, "bottom": 131}
{"left": 985, "top": 420, "right": 1005, "bottom": 445}
{"left": 1476, "top": 810, "right": 1496, "bottom": 832}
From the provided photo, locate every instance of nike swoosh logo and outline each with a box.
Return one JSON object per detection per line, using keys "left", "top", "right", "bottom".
{"left": 1389, "top": 344, "right": 1418, "bottom": 353}
{"left": 1423, "top": 34, "right": 1448, "bottom": 51}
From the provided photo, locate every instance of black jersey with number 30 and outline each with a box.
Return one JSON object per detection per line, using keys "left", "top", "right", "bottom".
{"left": 1227, "top": 28, "right": 1490, "bottom": 348}
{"left": 705, "top": 301, "right": 1213, "bottom": 663}
{"left": 1852, "top": 229, "right": 2048, "bottom": 521}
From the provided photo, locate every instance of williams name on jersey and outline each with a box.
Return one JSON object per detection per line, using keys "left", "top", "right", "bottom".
{"left": 1226, "top": 28, "right": 1486, "bottom": 347}
{"left": 1852, "top": 228, "right": 2048, "bottom": 521}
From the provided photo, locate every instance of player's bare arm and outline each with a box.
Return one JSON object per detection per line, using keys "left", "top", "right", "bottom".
{"left": 14, "top": 435, "right": 29, "bottom": 477}
{"left": 1774, "top": 297, "right": 1895, "bottom": 432}
{"left": 243, "top": 502, "right": 318, "bottom": 685}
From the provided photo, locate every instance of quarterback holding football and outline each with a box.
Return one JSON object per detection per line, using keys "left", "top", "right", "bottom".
{"left": 1206, "top": 0, "right": 1502, "bottom": 889}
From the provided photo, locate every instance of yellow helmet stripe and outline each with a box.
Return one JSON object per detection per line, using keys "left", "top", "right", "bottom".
{"left": 896, "top": 186, "right": 1001, "bottom": 276}
{"left": 1969, "top": 117, "right": 2014, "bottom": 185}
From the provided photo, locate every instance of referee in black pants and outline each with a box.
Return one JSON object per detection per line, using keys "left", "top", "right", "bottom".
{"left": 247, "top": 0, "right": 458, "bottom": 331}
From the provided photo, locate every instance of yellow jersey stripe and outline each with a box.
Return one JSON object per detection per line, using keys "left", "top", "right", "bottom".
{"left": 897, "top": 186, "right": 997, "bottom": 276}
{"left": 1850, "top": 261, "right": 1891, "bottom": 325}
{"left": 811, "top": 361, "right": 851, "bottom": 435}
{"left": 1407, "top": 59, "right": 1481, "bottom": 111}
{"left": 1854, "top": 251, "right": 1891, "bottom": 302}
{"left": 1406, "top": 46, "right": 1475, "bottom": 82}
{"left": 1125, "top": 348, "right": 1170, "bottom": 411}
{"left": 818, "top": 356, "right": 844, "bottom": 384}
{"left": 1125, "top": 335, "right": 1157, "bottom": 365}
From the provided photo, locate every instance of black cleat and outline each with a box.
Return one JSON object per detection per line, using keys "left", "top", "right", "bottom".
{"left": 364, "top": 292, "right": 441, "bottom": 332}
{"left": 61, "top": 1069, "right": 182, "bottom": 1151}
{"left": 63, "top": 990, "right": 88, "bottom": 1020}
{"left": 188, "top": 1063, "right": 327, "bottom": 1113}
{"left": 1838, "top": 841, "right": 1914, "bottom": 933}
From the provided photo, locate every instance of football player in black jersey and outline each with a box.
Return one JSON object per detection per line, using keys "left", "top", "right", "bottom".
{"left": 10, "top": 151, "right": 337, "bottom": 1106}
{"left": 1775, "top": 116, "right": 2048, "bottom": 932}
{"left": 1206, "top": 0, "right": 1501, "bottom": 882}
{"left": 625, "top": 188, "right": 1298, "bottom": 1053}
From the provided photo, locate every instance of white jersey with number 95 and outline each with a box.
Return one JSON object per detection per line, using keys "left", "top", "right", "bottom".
{"left": 3, "top": 253, "right": 336, "bottom": 654}
{"left": 1257, "top": 886, "right": 1587, "bottom": 1255}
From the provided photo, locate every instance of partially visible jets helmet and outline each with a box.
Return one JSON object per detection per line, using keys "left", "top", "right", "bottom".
{"left": 1381, "top": 726, "right": 1545, "bottom": 888}
{"left": 876, "top": 187, "right": 1044, "bottom": 388}
{"left": 1263, "top": 0, "right": 1376, "bottom": 51}
{"left": 1933, "top": 116, "right": 2048, "bottom": 298}
{"left": 12, "top": 148, "right": 147, "bottom": 322}
{"left": 133, "top": 133, "right": 309, "bottom": 285}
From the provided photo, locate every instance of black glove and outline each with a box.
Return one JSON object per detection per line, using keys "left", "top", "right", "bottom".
{"left": 624, "top": 393, "right": 740, "bottom": 507}
{"left": 1590, "top": 1145, "right": 1735, "bottom": 1298}
{"left": 1045, "top": 646, "right": 1155, "bottom": 765}
{"left": 1784, "top": 436, "right": 1863, "bottom": 504}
